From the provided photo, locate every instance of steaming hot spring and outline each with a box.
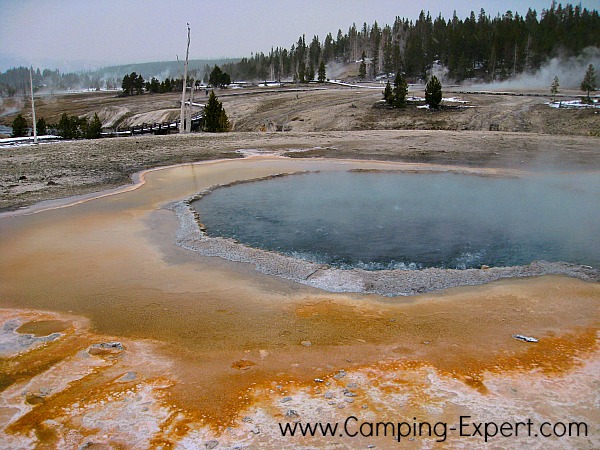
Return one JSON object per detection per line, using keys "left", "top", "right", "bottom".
{"left": 185, "top": 170, "right": 599, "bottom": 293}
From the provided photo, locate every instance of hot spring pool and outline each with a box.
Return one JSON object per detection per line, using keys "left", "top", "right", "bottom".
{"left": 191, "top": 171, "right": 600, "bottom": 270}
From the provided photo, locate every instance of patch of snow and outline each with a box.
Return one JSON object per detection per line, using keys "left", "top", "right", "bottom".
{"left": 548, "top": 99, "right": 600, "bottom": 109}
{"left": 257, "top": 82, "right": 283, "bottom": 88}
{"left": 327, "top": 80, "right": 381, "bottom": 89}
{"left": 0, "top": 135, "right": 60, "bottom": 147}
{"left": 443, "top": 97, "right": 469, "bottom": 103}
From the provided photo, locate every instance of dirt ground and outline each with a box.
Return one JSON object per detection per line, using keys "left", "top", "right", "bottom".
{"left": 1, "top": 128, "right": 599, "bottom": 212}
{"left": 1, "top": 84, "right": 599, "bottom": 211}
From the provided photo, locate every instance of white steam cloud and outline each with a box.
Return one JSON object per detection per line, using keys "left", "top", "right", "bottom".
{"left": 473, "top": 46, "right": 600, "bottom": 90}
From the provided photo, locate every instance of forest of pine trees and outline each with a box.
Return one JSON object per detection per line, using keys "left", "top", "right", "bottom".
{"left": 220, "top": 3, "right": 599, "bottom": 83}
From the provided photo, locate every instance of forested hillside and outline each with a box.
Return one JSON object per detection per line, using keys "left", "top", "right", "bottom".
{"left": 221, "top": 2, "right": 599, "bottom": 82}
{"left": 0, "top": 59, "right": 237, "bottom": 96}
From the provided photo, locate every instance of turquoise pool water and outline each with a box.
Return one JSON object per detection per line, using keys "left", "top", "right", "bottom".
{"left": 192, "top": 171, "right": 600, "bottom": 270}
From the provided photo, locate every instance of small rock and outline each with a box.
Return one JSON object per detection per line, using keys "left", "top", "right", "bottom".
{"left": 47, "top": 180, "right": 58, "bottom": 186}
{"left": 116, "top": 372, "right": 137, "bottom": 382}
{"left": 324, "top": 391, "right": 333, "bottom": 399}
{"left": 281, "top": 396, "right": 293, "bottom": 403}
{"left": 333, "top": 370, "right": 346, "bottom": 380}
{"left": 231, "top": 359, "right": 256, "bottom": 370}
{"left": 25, "top": 393, "right": 44, "bottom": 405}
{"left": 301, "top": 340, "right": 312, "bottom": 347}
{"left": 481, "top": 265, "right": 490, "bottom": 270}
{"left": 346, "top": 382, "right": 357, "bottom": 389}
{"left": 88, "top": 342, "right": 123, "bottom": 355}
{"left": 205, "top": 440, "right": 218, "bottom": 449}
{"left": 242, "top": 416, "right": 253, "bottom": 423}
{"left": 314, "top": 378, "right": 324, "bottom": 383}
{"left": 285, "top": 409, "right": 299, "bottom": 418}
{"left": 344, "top": 398, "right": 354, "bottom": 403}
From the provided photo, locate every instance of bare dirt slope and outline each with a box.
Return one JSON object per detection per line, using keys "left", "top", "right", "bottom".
{"left": 223, "top": 85, "right": 600, "bottom": 135}
{"left": 1, "top": 84, "right": 599, "bottom": 211}
{"left": 2, "top": 84, "right": 599, "bottom": 136}
{"left": 1, "top": 130, "right": 599, "bottom": 211}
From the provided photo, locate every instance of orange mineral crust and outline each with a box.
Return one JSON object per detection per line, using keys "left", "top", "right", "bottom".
{"left": 1, "top": 157, "right": 598, "bottom": 448}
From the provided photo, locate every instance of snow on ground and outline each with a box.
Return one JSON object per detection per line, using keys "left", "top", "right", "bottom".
{"left": 548, "top": 99, "right": 600, "bottom": 109}
{"left": 0, "top": 135, "right": 60, "bottom": 147}
{"left": 327, "top": 80, "right": 382, "bottom": 89}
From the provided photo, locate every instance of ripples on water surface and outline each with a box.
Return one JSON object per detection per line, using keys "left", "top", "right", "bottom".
{"left": 192, "top": 172, "right": 600, "bottom": 270}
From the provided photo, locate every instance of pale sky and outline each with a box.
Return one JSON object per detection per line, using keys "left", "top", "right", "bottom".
{"left": 1, "top": 0, "right": 598, "bottom": 71}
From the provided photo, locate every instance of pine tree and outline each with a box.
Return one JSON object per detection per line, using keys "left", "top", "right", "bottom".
{"left": 57, "top": 113, "right": 79, "bottom": 139}
{"left": 11, "top": 114, "right": 28, "bottom": 137}
{"left": 358, "top": 60, "right": 367, "bottom": 80}
{"left": 383, "top": 80, "right": 393, "bottom": 105}
{"left": 297, "top": 60, "right": 306, "bottom": 83}
{"left": 307, "top": 62, "right": 315, "bottom": 82}
{"left": 550, "top": 76, "right": 559, "bottom": 101}
{"left": 580, "top": 64, "right": 597, "bottom": 103}
{"left": 203, "top": 91, "right": 229, "bottom": 132}
{"left": 358, "top": 51, "right": 368, "bottom": 80}
{"left": 121, "top": 73, "right": 132, "bottom": 96}
{"left": 317, "top": 60, "right": 326, "bottom": 83}
{"left": 425, "top": 75, "right": 442, "bottom": 109}
{"left": 36, "top": 117, "right": 47, "bottom": 135}
{"left": 393, "top": 72, "right": 408, "bottom": 108}
{"left": 134, "top": 74, "right": 144, "bottom": 95}
{"left": 87, "top": 113, "right": 103, "bottom": 139}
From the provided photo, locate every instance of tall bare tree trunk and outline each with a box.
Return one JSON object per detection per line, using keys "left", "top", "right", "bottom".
{"left": 179, "top": 24, "right": 190, "bottom": 133}
{"left": 186, "top": 81, "right": 194, "bottom": 133}
{"left": 29, "top": 67, "right": 37, "bottom": 143}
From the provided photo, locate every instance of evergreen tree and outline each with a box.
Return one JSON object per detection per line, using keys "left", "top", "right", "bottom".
{"left": 56, "top": 113, "right": 79, "bottom": 139}
{"left": 36, "top": 117, "right": 47, "bottom": 135}
{"left": 149, "top": 77, "right": 161, "bottom": 93}
{"left": 87, "top": 113, "right": 103, "bottom": 139}
{"left": 11, "top": 114, "right": 28, "bottom": 137}
{"left": 393, "top": 72, "right": 408, "bottom": 107}
{"left": 203, "top": 91, "right": 229, "bottom": 132}
{"left": 209, "top": 66, "right": 232, "bottom": 88}
{"left": 425, "top": 75, "right": 442, "bottom": 109}
{"left": 134, "top": 74, "right": 144, "bottom": 94}
{"left": 358, "top": 61, "right": 367, "bottom": 80}
{"left": 318, "top": 60, "right": 326, "bottom": 82}
{"left": 358, "top": 53, "right": 367, "bottom": 80}
{"left": 383, "top": 80, "right": 393, "bottom": 105}
{"left": 307, "top": 62, "right": 315, "bottom": 82}
{"left": 297, "top": 60, "right": 306, "bottom": 83}
{"left": 219, "top": 108, "right": 230, "bottom": 132}
{"left": 550, "top": 76, "right": 559, "bottom": 101}
{"left": 581, "top": 64, "right": 597, "bottom": 103}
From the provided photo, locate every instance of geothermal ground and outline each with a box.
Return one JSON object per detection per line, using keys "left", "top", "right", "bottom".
{"left": 0, "top": 84, "right": 599, "bottom": 448}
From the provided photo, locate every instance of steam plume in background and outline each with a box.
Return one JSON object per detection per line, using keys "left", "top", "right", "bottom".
{"left": 472, "top": 46, "right": 600, "bottom": 90}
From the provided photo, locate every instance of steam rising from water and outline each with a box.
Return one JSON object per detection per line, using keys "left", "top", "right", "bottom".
{"left": 193, "top": 172, "right": 600, "bottom": 271}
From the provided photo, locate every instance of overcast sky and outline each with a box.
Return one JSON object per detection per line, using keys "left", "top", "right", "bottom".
{"left": 1, "top": 0, "right": 597, "bottom": 71}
